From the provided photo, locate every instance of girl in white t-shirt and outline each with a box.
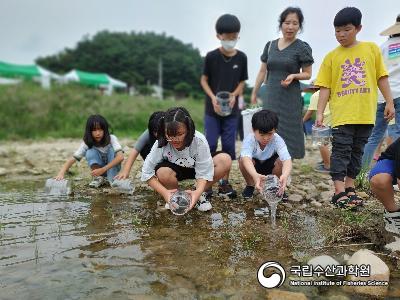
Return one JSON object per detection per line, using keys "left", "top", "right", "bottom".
{"left": 55, "top": 115, "right": 124, "bottom": 187}
{"left": 141, "top": 107, "right": 232, "bottom": 212}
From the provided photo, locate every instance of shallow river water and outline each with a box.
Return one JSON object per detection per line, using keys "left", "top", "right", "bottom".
{"left": 1, "top": 180, "right": 399, "bottom": 299}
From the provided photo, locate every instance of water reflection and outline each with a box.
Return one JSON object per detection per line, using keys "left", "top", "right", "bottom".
{"left": 0, "top": 181, "right": 399, "bottom": 299}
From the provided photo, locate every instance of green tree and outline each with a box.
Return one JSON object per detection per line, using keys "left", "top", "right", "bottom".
{"left": 174, "top": 82, "right": 191, "bottom": 98}
{"left": 36, "top": 31, "right": 203, "bottom": 95}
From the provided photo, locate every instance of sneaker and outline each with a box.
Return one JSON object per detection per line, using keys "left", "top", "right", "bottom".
{"left": 218, "top": 182, "right": 237, "bottom": 198}
{"left": 317, "top": 160, "right": 324, "bottom": 166}
{"left": 242, "top": 185, "right": 255, "bottom": 199}
{"left": 394, "top": 185, "right": 400, "bottom": 192}
{"left": 281, "top": 192, "right": 289, "bottom": 202}
{"left": 314, "top": 165, "right": 330, "bottom": 173}
{"left": 195, "top": 192, "right": 212, "bottom": 211}
{"left": 89, "top": 176, "right": 106, "bottom": 188}
{"left": 384, "top": 209, "right": 400, "bottom": 235}
{"left": 165, "top": 203, "right": 170, "bottom": 210}
{"left": 204, "top": 188, "right": 213, "bottom": 198}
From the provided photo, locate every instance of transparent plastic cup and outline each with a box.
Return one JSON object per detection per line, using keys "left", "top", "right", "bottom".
{"left": 169, "top": 190, "right": 192, "bottom": 215}
{"left": 216, "top": 91, "right": 232, "bottom": 116}
{"left": 111, "top": 179, "right": 135, "bottom": 195}
{"left": 45, "top": 178, "right": 71, "bottom": 195}
{"left": 260, "top": 175, "right": 282, "bottom": 228}
{"left": 261, "top": 175, "right": 282, "bottom": 204}
{"left": 312, "top": 125, "right": 331, "bottom": 147}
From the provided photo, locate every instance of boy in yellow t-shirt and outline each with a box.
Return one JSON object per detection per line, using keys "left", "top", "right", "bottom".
{"left": 315, "top": 7, "right": 395, "bottom": 209}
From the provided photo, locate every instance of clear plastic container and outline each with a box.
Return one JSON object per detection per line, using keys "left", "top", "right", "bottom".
{"left": 169, "top": 190, "right": 192, "bottom": 215}
{"left": 261, "top": 175, "right": 282, "bottom": 204}
{"left": 45, "top": 178, "right": 71, "bottom": 195}
{"left": 111, "top": 179, "right": 135, "bottom": 195}
{"left": 312, "top": 125, "right": 331, "bottom": 147}
{"left": 216, "top": 91, "right": 232, "bottom": 116}
{"left": 261, "top": 174, "right": 282, "bottom": 228}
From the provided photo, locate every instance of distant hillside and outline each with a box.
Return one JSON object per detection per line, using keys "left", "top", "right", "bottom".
{"left": 36, "top": 31, "right": 204, "bottom": 97}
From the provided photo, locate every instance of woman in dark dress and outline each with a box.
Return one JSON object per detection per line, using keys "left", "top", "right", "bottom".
{"left": 251, "top": 7, "right": 314, "bottom": 159}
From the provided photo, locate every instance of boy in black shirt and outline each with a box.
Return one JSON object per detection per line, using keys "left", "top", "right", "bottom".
{"left": 370, "top": 138, "right": 400, "bottom": 234}
{"left": 200, "top": 14, "right": 248, "bottom": 198}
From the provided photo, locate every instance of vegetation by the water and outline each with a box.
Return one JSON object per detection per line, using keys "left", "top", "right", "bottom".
{"left": 0, "top": 83, "right": 204, "bottom": 140}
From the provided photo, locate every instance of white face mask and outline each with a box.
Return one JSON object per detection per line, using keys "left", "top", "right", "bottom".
{"left": 221, "top": 39, "right": 237, "bottom": 51}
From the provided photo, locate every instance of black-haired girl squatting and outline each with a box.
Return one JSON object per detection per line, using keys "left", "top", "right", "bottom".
{"left": 141, "top": 107, "right": 232, "bottom": 212}
{"left": 55, "top": 115, "right": 124, "bottom": 188}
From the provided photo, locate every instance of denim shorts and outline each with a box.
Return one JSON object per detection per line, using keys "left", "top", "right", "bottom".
{"left": 369, "top": 159, "right": 397, "bottom": 185}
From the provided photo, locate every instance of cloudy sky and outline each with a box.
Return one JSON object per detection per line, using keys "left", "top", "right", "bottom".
{"left": 0, "top": 0, "right": 398, "bottom": 84}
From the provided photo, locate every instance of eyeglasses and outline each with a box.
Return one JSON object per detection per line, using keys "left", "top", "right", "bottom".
{"left": 166, "top": 132, "right": 186, "bottom": 142}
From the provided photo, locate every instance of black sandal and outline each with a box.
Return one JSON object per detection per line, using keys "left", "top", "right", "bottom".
{"left": 345, "top": 187, "right": 364, "bottom": 206}
{"left": 331, "top": 192, "right": 356, "bottom": 209}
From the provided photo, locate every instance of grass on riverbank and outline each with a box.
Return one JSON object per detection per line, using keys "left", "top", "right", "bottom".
{"left": 0, "top": 82, "right": 204, "bottom": 140}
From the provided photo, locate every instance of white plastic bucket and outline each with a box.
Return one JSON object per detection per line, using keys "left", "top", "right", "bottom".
{"left": 241, "top": 107, "right": 263, "bottom": 139}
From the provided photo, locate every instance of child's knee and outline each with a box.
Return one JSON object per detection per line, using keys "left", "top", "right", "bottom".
{"left": 370, "top": 174, "right": 391, "bottom": 189}
{"left": 214, "top": 152, "right": 232, "bottom": 168}
{"left": 85, "top": 149, "right": 102, "bottom": 166}
{"left": 156, "top": 167, "right": 176, "bottom": 181}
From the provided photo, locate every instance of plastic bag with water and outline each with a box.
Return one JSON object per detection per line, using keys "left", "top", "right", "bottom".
{"left": 111, "top": 179, "right": 135, "bottom": 195}
{"left": 216, "top": 91, "right": 232, "bottom": 116}
{"left": 45, "top": 178, "right": 71, "bottom": 195}
{"left": 311, "top": 125, "right": 331, "bottom": 147}
{"left": 169, "top": 190, "right": 192, "bottom": 216}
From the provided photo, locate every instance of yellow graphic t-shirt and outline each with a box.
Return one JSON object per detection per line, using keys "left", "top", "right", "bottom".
{"left": 315, "top": 42, "right": 388, "bottom": 127}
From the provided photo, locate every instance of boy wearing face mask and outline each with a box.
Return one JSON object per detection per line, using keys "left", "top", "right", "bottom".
{"left": 200, "top": 14, "right": 248, "bottom": 199}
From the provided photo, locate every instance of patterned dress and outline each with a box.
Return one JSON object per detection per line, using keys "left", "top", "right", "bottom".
{"left": 261, "top": 39, "right": 314, "bottom": 159}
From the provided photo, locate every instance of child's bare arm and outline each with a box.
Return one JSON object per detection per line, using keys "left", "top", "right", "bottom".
{"left": 200, "top": 75, "right": 216, "bottom": 100}
{"left": 281, "top": 159, "right": 292, "bottom": 179}
{"left": 200, "top": 75, "right": 219, "bottom": 112}
{"left": 92, "top": 152, "right": 124, "bottom": 177}
{"left": 232, "top": 81, "right": 245, "bottom": 97}
{"left": 115, "top": 148, "right": 139, "bottom": 179}
{"left": 147, "top": 176, "right": 175, "bottom": 203}
{"left": 55, "top": 157, "right": 76, "bottom": 180}
{"left": 187, "top": 178, "right": 207, "bottom": 209}
{"left": 303, "top": 110, "right": 314, "bottom": 122}
{"left": 316, "top": 87, "right": 330, "bottom": 126}
{"left": 229, "top": 81, "right": 246, "bottom": 108}
{"left": 279, "top": 159, "right": 292, "bottom": 194}
{"left": 378, "top": 76, "right": 395, "bottom": 120}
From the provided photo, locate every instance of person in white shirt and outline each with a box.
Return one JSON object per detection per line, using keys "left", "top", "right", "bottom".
{"left": 362, "top": 14, "right": 400, "bottom": 168}
{"left": 141, "top": 107, "right": 232, "bottom": 212}
{"left": 55, "top": 115, "right": 124, "bottom": 188}
{"left": 239, "top": 109, "right": 292, "bottom": 199}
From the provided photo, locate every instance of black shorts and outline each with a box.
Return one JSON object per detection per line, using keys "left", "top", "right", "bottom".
{"left": 155, "top": 160, "right": 196, "bottom": 181}
{"left": 254, "top": 153, "right": 279, "bottom": 175}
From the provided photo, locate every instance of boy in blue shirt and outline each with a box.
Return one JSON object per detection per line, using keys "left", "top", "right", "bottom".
{"left": 201, "top": 14, "right": 248, "bottom": 199}
{"left": 239, "top": 110, "right": 292, "bottom": 199}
